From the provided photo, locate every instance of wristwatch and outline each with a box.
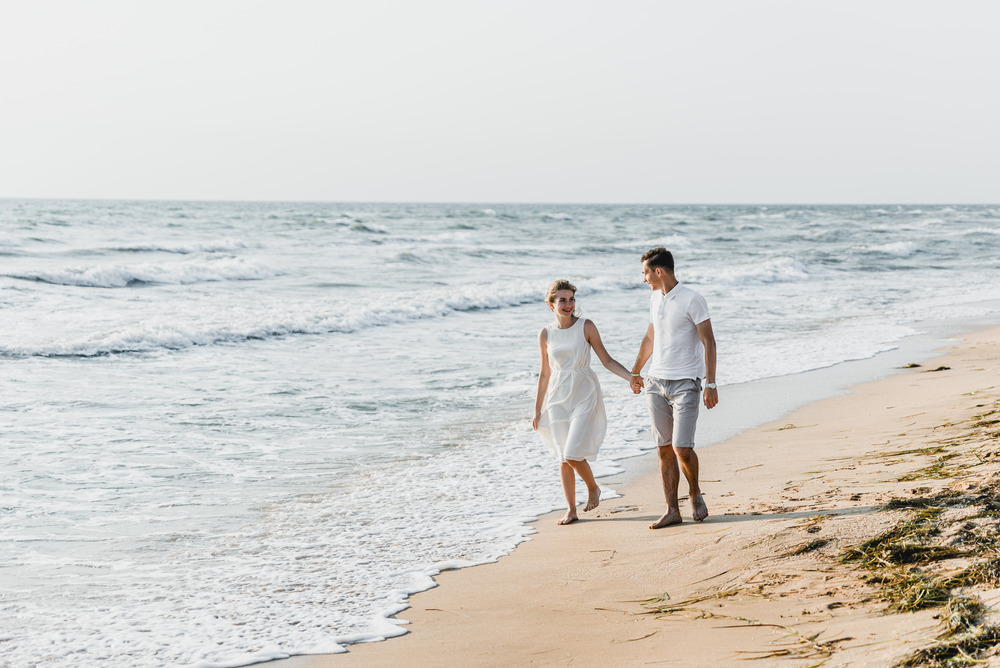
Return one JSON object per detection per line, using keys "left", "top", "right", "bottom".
{"left": 705, "top": 382, "right": 717, "bottom": 390}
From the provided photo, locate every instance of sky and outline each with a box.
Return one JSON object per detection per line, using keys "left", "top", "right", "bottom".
{"left": 1, "top": 1, "right": 998, "bottom": 204}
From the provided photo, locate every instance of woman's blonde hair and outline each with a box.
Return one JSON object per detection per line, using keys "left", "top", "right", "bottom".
{"left": 545, "top": 279, "right": 577, "bottom": 303}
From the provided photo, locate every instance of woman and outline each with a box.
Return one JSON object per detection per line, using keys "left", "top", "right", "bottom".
{"left": 532, "top": 279, "right": 635, "bottom": 525}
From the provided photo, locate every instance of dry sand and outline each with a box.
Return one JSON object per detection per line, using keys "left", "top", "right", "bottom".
{"left": 276, "top": 327, "right": 1000, "bottom": 667}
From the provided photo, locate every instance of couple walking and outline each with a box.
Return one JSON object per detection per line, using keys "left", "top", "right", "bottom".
{"left": 531, "top": 247, "right": 718, "bottom": 528}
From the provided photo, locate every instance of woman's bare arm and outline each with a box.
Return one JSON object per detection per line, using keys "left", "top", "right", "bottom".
{"left": 584, "top": 319, "right": 632, "bottom": 382}
{"left": 532, "top": 327, "right": 551, "bottom": 429}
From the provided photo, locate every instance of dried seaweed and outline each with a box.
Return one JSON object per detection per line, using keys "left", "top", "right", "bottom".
{"left": 783, "top": 538, "right": 831, "bottom": 556}
{"left": 896, "top": 597, "right": 1000, "bottom": 667}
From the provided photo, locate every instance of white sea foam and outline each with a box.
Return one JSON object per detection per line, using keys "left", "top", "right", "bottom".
{"left": 6, "top": 256, "right": 277, "bottom": 288}
{"left": 867, "top": 241, "right": 919, "bottom": 257}
{"left": 0, "top": 394, "right": 646, "bottom": 668}
{"left": 722, "top": 320, "right": 918, "bottom": 385}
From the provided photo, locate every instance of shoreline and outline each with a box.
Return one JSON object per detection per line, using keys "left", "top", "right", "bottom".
{"left": 273, "top": 323, "right": 1000, "bottom": 667}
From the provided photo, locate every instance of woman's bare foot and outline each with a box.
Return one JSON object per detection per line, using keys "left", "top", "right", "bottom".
{"left": 649, "top": 509, "right": 682, "bottom": 529}
{"left": 583, "top": 487, "right": 601, "bottom": 512}
{"left": 691, "top": 494, "right": 709, "bottom": 522}
{"left": 558, "top": 511, "right": 579, "bottom": 525}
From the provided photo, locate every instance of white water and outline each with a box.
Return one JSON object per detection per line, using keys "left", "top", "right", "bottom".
{"left": 2, "top": 201, "right": 999, "bottom": 667}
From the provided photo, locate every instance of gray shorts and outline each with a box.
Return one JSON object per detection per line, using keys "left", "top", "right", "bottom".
{"left": 646, "top": 377, "right": 702, "bottom": 449}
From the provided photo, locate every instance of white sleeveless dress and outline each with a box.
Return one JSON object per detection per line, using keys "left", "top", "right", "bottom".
{"left": 536, "top": 318, "right": 607, "bottom": 462}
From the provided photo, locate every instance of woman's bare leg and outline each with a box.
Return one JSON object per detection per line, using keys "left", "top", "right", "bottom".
{"left": 558, "top": 462, "right": 578, "bottom": 524}
{"left": 567, "top": 459, "right": 601, "bottom": 512}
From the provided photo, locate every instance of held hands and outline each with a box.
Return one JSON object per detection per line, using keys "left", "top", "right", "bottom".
{"left": 629, "top": 375, "right": 644, "bottom": 394}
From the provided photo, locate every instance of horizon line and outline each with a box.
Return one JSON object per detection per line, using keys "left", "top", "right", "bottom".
{"left": 1, "top": 196, "right": 997, "bottom": 207}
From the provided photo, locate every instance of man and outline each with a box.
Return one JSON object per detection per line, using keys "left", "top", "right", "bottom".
{"left": 630, "top": 247, "right": 718, "bottom": 529}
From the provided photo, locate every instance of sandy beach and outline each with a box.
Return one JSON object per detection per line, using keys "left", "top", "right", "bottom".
{"left": 276, "top": 326, "right": 1000, "bottom": 667}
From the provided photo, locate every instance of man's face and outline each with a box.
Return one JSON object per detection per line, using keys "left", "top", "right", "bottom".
{"left": 641, "top": 261, "right": 659, "bottom": 289}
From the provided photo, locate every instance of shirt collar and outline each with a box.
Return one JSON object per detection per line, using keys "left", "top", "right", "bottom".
{"left": 660, "top": 282, "right": 682, "bottom": 300}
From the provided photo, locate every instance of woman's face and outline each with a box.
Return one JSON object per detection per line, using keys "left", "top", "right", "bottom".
{"left": 548, "top": 289, "right": 576, "bottom": 316}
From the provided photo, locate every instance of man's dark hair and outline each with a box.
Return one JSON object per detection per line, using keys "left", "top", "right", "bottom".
{"left": 641, "top": 247, "right": 674, "bottom": 272}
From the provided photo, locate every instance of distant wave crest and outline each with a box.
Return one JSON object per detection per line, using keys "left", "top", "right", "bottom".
{"left": 612, "top": 235, "right": 691, "bottom": 252}
{"left": 964, "top": 227, "right": 1000, "bottom": 237}
{"left": 3, "top": 277, "right": 638, "bottom": 357}
{"left": 7, "top": 256, "right": 277, "bottom": 288}
{"left": 112, "top": 238, "right": 248, "bottom": 254}
{"left": 867, "top": 241, "right": 919, "bottom": 257}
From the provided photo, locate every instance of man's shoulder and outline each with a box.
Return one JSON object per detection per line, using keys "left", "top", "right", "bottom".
{"left": 675, "top": 285, "right": 710, "bottom": 320}
{"left": 675, "top": 283, "right": 706, "bottom": 302}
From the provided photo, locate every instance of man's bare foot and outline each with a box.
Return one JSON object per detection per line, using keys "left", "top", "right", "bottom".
{"left": 691, "top": 494, "right": 709, "bottom": 522}
{"left": 649, "top": 509, "right": 682, "bottom": 529}
{"left": 583, "top": 487, "right": 601, "bottom": 512}
{"left": 558, "top": 511, "right": 579, "bottom": 525}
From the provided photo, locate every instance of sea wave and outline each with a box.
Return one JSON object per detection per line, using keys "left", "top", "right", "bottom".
{"left": 713, "top": 257, "right": 811, "bottom": 285}
{"left": 390, "top": 251, "right": 429, "bottom": 264}
{"left": 350, "top": 222, "right": 389, "bottom": 234}
{"left": 2, "top": 277, "right": 642, "bottom": 357}
{"left": 866, "top": 241, "right": 919, "bottom": 257}
{"left": 963, "top": 227, "right": 1000, "bottom": 237}
{"left": 111, "top": 238, "right": 248, "bottom": 254}
{"left": 397, "top": 230, "right": 479, "bottom": 245}
{"left": 612, "top": 235, "right": 692, "bottom": 252}
{"left": 735, "top": 212, "right": 788, "bottom": 220}
{"left": 6, "top": 256, "right": 277, "bottom": 288}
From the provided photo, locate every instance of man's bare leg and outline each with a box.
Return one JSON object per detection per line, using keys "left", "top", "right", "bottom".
{"left": 567, "top": 459, "right": 601, "bottom": 512}
{"left": 650, "top": 445, "right": 682, "bottom": 529}
{"left": 558, "top": 462, "right": 578, "bottom": 524}
{"left": 676, "top": 447, "right": 708, "bottom": 521}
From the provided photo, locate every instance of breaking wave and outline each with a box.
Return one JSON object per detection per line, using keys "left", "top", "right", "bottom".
{"left": 6, "top": 256, "right": 277, "bottom": 288}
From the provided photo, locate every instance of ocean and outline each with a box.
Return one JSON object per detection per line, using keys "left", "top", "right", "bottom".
{"left": 2, "top": 200, "right": 999, "bottom": 667}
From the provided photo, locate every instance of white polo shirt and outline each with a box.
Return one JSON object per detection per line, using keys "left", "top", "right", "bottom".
{"left": 648, "top": 283, "right": 710, "bottom": 381}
